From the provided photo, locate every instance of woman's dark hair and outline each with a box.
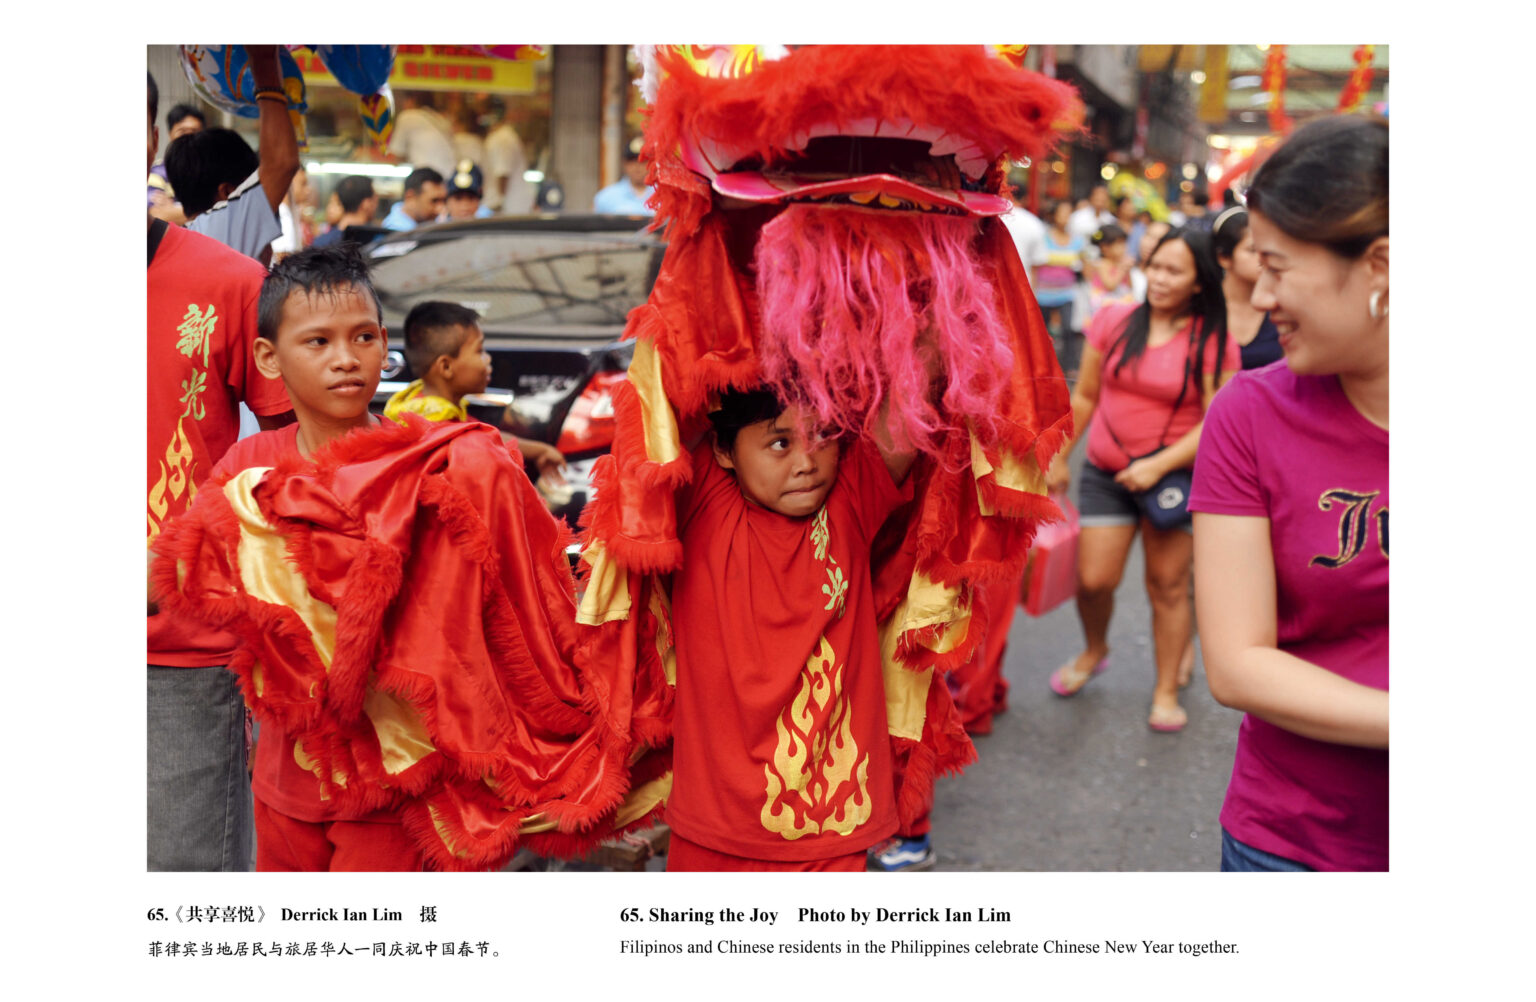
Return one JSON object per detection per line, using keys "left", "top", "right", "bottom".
{"left": 1209, "top": 206, "right": 1249, "bottom": 261}
{"left": 708, "top": 387, "right": 787, "bottom": 452}
{"left": 1246, "top": 115, "right": 1388, "bottom": 259}
{"left": 1106, "top": 227, "right": 1228, "bottom": 388}
{"left": 1046, "top": 199, "right": 1072, "bottom": 225}
{"left": 1092, "top": 223, "right": 1127, "bottom": 247}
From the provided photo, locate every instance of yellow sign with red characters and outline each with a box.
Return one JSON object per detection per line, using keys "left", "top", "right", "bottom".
{"left": 293, "top": 45, "right": 540, "bottom": 94}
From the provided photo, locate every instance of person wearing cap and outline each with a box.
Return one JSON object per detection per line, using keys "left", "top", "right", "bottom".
{"left": 445, "top": 159, "right": 492, "bottom": 221}
{"left": 592, "top": 144, "right": 654, "bottom": 216}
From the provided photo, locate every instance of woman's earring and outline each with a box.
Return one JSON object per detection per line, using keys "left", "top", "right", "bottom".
{"left": 1369, "top": 290, "right": 1388, "bottom": 320}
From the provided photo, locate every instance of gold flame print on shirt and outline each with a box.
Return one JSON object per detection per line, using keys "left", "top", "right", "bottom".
{"left": 148, "top": 303, "right": 220, "bottom": 541}
{"left": 147, "top": 416, "right": 198, "bottom": 541}
{"left": 760, "top": 634, "right": 872, "bottom": 840}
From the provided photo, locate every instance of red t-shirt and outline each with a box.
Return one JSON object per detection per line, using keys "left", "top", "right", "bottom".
{"left": 666, "top": 438, "right": 910, "bottom": 861}
{"left": 147, "top": 223, "right": 290, "bottom": 666}
{"left": 1083, "top": 302, "right": 1240, "bottom": 472}
{"left": 209, "top": 423, "right": 396, "bottom": 824}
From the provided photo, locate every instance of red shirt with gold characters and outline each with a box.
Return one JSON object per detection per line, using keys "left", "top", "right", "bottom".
{"left": 666, "top": 438, "right": 910, "bottom": 861}
{"left": 147, "top": 223, "right": 291, "bottom": 666}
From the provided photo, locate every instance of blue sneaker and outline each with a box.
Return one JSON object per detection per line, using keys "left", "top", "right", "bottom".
{"left": 867, "top": 835, "right": 935, "bottom": 872}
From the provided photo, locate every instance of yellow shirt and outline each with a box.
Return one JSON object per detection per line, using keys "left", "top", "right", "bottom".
{"left": 384, "top": 380, "right": 465, "bottom": 423}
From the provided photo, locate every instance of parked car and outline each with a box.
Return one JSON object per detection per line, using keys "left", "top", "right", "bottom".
{"left": 365, "top": 214, "right": 663, "bottom": 529}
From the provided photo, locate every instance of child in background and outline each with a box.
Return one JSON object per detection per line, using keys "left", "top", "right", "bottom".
{"left": 384, "top": 300, "right": 567, "bottom": 487}
{"left": 664, "top": 387, "right": 917, "bottom": 871}
{"left": 152, "top": 245, "right": 658, "bottom": 870}
{"left": 1085, "top": 223, "right": 1138, "bottom": 321}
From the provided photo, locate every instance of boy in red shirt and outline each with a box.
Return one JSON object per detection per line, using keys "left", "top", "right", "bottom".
{"left": 664, "top": 388, "right": 918, "bottom": 871}
{"left": 152, "top": 244, "right": 665, "bottom": 870}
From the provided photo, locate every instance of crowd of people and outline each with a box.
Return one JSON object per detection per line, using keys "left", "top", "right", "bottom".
{"left": 147, "top": 80, "right": 655, "bottom": 268}
{"left": 147, "top": 47, "right": 1388, "bottom": 875}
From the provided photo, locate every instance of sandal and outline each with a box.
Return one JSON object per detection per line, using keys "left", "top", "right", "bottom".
{"left": 1148, "top": 703, "right": 1188, "bottom": 733}
{"left": 1049, "top": 655, "right": 1109, "bottom": 697}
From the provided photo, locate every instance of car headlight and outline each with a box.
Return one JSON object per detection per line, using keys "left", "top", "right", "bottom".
{"left": 382, "top": 350, "right": 407, "bottom": 380}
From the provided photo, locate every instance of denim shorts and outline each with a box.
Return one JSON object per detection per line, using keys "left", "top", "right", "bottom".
{"left": 1077, "top": 459, "right": 1192, "bottom": 533}
{"left": 1219, "top": 828, "right": 1314, "bottom": 872}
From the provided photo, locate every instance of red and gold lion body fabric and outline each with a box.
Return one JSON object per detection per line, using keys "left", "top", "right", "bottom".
{"left": 151, "top": 417, "right": 670, "bottom": 871}
{"left": 578, "top": 46, "right": 1080, "bottom": 854}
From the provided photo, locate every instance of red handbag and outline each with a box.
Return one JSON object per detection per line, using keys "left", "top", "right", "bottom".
{"left": 1020, "top": 495, "right": 1079, "bottom": 617}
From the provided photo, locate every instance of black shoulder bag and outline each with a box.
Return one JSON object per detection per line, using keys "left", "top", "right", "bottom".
{"left": 1099, "top": 331, "right": 1196, "bottom": 530}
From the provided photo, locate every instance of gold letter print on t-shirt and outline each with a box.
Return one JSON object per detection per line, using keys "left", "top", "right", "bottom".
{"left": 1310, "top": 489, "right": 1387, "bottom": 568}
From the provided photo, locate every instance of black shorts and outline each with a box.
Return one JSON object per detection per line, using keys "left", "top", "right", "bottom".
{"left": 1077, "top": 459, "right": 1192, "bottom": 532}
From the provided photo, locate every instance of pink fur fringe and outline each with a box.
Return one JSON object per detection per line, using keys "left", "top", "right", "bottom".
{"left": 753, "top": 205, "right": 1015, "bottom": 468}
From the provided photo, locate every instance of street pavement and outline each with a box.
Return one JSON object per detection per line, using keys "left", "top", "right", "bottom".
{"left": 927, "top": 420, "right": 1242, "bottom": 872}
{"left": 927, "top": 548, "right": 1242, "bottom": 872}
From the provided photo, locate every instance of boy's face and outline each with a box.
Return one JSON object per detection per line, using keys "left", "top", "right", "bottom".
{"left": 714, "top": 406, "right": 839, "bottom": 518}
{"left": 255, "top": 284, "right": 386, "bottom": 427}
{"left": 447, "top": 191, "right": 481, "bottom": 221}
{"left": 440, "top": 324, "right": 492, "bottom": 398}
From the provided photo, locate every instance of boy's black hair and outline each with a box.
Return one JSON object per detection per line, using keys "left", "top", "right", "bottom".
{"left": 257, "top": 243, "right": 383, "bottom": 342}
{"left": 163, "top": 128, "right": 259, "bottom": 217}
{"left": 403, "top": 166, "right": 445, "bottom": 194}
{"left": 707, "top": 386, "right": 788, "bottom": 453}
{"left": 147, "top": 72, "right": 158, "bottom": 123}
{"left": 335, "top": 174, "right": 376, "bottom": 213}
{"left": 166, "top": 102, "right": 206, "bottom": 131}
{"left": 403, "top": 301, "right": 481, "bottom": 376}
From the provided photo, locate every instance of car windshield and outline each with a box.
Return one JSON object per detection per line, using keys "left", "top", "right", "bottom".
{"left": 370, "top": 226, "right": 658, "bottom": 334}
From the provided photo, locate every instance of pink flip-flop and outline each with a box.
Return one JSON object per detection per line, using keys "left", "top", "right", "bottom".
{"left": 1148, "top": 703, "right": 1188, "bottom": 733}
{"left": 1049, "top": 655, "right": 1109, "bottom": 697}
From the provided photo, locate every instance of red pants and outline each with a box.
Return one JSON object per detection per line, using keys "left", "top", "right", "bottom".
{"left": 254, "top": 798, "right": 425, "bottom": 872}
{"left": 666, "top": 833, "right": 866, "bottom": 872}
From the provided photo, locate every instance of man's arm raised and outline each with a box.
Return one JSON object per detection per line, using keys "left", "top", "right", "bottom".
{"left": 246, "top": 45, "right": 301, "bottom": 217}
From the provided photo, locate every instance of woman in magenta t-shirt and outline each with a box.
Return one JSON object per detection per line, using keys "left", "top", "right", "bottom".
{"left": 1045, "top": 228, "right": 1238, "bottom": 733}
{"left": 1189, "top": 115, "right": 1389, "bottom": 871}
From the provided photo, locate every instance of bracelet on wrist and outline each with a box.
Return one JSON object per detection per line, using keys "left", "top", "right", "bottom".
{"left": 253, "top": 88, "right": 288, "bottom": 104}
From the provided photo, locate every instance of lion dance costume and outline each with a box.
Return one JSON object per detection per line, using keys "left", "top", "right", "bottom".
{"left": 577, "top": 46, "right": 1081, "bottom": 850}
{"left": 151, "top": 418, "right": 671, "bottom": 871}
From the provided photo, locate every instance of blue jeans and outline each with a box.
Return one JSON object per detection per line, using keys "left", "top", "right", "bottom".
{"left": 1220, "top": 828, "right": 1313, "bottom": 872}
{"left": 147, "top": 665, "right": 254, "bottom": 871}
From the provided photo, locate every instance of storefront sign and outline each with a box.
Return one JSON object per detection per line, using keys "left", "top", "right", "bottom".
{"left": 293, "top": 45, "right": 539, "bottom": 94}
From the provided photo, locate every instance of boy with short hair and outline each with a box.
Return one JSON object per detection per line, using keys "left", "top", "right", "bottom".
{"left": 151, "top": 244, "right": 664, "bottom": 871}
{"left": 384, "top": 300, "right": 566, "bottom": 484}
{"left": 662, "top": 386, "right": 918, "bottom": 871}
{"left": 384, "top": 300, "right": 492, "bottom": 422}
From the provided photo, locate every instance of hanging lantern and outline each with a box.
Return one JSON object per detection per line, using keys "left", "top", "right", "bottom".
{"left": 1261, "top": 45, "right": 1292, "bottom": 135}
{"left": 1336, "top": 45, "right": 1376, "bottom": 114}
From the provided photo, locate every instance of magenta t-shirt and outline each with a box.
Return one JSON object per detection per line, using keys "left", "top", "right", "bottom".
{"left": 1084, "top": 303, "right": 1240, "bottom": 472}
{"left": 1189, "top": 362, "right": 1388, "bottom": 870}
